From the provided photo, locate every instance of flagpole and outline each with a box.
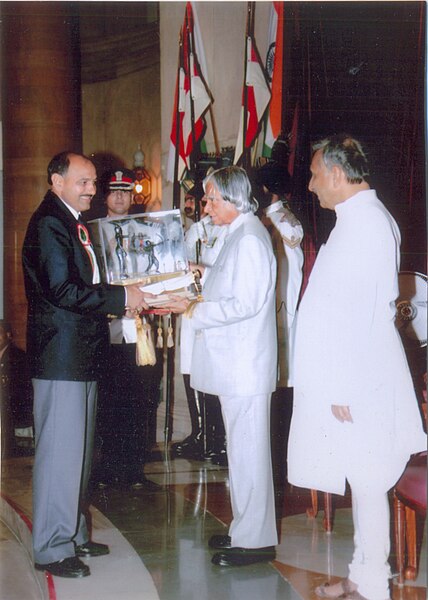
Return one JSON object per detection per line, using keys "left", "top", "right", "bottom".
{"left": 186, "top": 11, "right": 206, "bottom": 444}
{"left": 281, "top": 1, "right": 286, "bottom": 136}
{"left": 242, "top": 37, "right": 248, "bottom": 170}
{"left": 186, "top": 19, "right": 197, "bottom": 175}
{"left": 165, "top": 29, "right": 183, "bottom": 456}
{"left": 184, "top": 2, "right": 210, "bottom": 456}
{"left": 185, "top": 7, "right": 200, "bottom": 226}
{"left": 242, "top": 3, "right": 253, "bottom": 170}
{"left": 173, "top": 29, "right": 184, "bottom": 211}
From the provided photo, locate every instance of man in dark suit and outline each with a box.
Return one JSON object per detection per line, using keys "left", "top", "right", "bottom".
{"left": 22, "top": 151, "right": 149, "bottom": 578}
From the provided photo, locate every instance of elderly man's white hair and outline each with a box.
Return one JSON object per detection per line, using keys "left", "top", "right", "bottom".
{"left": 203, "top": 166, "right": 257, "bottom": 214}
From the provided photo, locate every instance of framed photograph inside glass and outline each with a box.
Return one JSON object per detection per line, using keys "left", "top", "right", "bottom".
{"left": 88, "top": 209, "right": 189, "bottom": 286}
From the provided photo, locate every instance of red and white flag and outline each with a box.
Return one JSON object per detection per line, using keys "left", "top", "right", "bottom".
{"left": 167, "top": 2, "right": 212, "bottom": 182}
{"left": 263, "top": 1, "right": 284, "bottom": 157}
{"left": 234, "top": 35, "right": 271, "bottom": 165}
{"left": 166, "top": 62, "right": 187, "bottom": 183}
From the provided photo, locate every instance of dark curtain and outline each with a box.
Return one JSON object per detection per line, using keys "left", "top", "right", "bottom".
{"left": 282, "top": 1, "right": 426, "bottom": 276}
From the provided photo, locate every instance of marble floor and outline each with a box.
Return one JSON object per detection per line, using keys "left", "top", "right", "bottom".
{"left": 0, "top": 448, "right": 426, "bottom": 600}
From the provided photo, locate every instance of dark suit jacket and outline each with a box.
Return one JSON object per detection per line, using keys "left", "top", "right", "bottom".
{"left": 22, "top": 191, "right": 126, "bottom": 380}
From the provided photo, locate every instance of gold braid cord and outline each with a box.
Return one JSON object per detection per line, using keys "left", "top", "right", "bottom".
{"left": 166, "top": 314, "right": 174, "bottom": 348}
{"left": 156, "top": 315, "right": 164, "bottom": 349}
{"left": 135, "top": 315, "right": 156, "bottom": 366}
{"left": 183, "top": 295, "right": 203, "bottom": 319}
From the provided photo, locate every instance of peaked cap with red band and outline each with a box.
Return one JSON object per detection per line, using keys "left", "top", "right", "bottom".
{"left": 108, "top": 168, "right": 135, "bottom": 191}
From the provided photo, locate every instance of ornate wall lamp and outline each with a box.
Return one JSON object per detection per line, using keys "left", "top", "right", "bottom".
{"left": 133, "top": 144, "right": 152, "bottom": 207}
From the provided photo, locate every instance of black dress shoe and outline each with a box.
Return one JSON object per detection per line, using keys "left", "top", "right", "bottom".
{"left": 171, "top": 435, "right": 204, "bottom": 459}
{"left": 35, "top": 556, "right": 90, "bottom": 578}
{"left": 212, "top": 546, "right": 276, "bottom": 567}
{"left": 208, "top": 534, "right": 232, "bottom": 549}
{"left": 75, "top": 541, "right": 110, "bottom": 557}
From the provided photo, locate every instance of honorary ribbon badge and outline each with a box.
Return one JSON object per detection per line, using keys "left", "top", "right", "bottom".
{"left": 77, "top": 222, "right": 91, "bottom": 246}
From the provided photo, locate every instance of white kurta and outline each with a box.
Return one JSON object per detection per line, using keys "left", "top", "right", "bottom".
{"left": 180, "top": 217, "right": 228, "bottom": 375}
{"left": 188, "top": 211, "right": 277, "bottom": 397}
{"left": 265, "top": 201, "right": 304, "bottom": 386}
{"left": 288, "top": 190, "right": 426, "bottom": 496}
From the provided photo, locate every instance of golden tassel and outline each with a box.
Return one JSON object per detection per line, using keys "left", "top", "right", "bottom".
{"left": 166, "top": 315, "right": 174, "bottom": 348}
{"left": 156, "top": 316, "right": 164, "bottom": 349}
{"left": 135, "top": 315, "right": 156, "bottom": 366}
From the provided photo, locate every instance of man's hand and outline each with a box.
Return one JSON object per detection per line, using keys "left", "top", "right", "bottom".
{"left": 162, "top": 295, "right": 191, "bottom": 314}
{"left": 125, "top": 284, "right": 151, "bottom": 313}
{"left": 331, "top": 404, "right": 353, "bottom": 423}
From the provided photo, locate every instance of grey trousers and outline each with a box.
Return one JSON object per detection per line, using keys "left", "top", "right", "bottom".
{"left": 32, "top": 379, "right": 97, "bottom": 564}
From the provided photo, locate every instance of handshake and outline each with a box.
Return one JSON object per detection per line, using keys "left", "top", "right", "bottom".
{"left": 124, "top": 284, "right": 153, "bottom": 315}
{"left": 123, "top": 270, "right": 200, "bottom": 315}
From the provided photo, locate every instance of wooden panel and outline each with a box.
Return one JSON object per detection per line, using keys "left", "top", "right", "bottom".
{"left": 2, "top": 4, "right": 82, "bottom": 348}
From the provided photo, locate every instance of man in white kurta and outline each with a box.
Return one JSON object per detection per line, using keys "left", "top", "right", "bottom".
{"left": 288, "top": 135, "right": 426, "bottom": 600}
{"left": 165, "top": 166, "right": 278, "bottom": 567}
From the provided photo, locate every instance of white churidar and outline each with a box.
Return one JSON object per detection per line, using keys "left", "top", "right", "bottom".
{"left": 189, "top": 212, "right": 277, "bottom": 397}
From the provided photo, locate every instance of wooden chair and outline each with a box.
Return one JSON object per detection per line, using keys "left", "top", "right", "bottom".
{"left": 393, "top": 450, "right": 427, "bottom": 585}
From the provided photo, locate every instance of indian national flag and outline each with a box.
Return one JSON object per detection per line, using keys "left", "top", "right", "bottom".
{"left": 263, "top": 1, "right": 284, "bottom": 157}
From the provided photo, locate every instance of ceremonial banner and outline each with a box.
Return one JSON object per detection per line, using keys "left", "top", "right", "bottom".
{"left": 166, "top": 67, "right": 187, "bottom": 184}
{"left": 167, "top": 2, "right": 212, "bottom": 182}
{"left": 234, "top": 34, "right": 271, "bottom": 165}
